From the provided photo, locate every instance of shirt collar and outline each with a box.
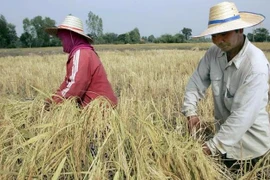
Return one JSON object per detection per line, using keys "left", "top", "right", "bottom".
{"left": 217, "top": 36, "right": 250, "bottom": 69}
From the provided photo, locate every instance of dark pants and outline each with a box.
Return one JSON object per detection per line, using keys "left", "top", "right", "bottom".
{"left": 221, "top": 154, "right": 263, "bottom": 174}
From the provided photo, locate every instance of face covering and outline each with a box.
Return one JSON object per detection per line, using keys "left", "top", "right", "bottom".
{"left": 57, "top": 29, "right": 94, "bottom": 55}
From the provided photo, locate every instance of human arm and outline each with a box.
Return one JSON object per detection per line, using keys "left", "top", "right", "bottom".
{"left": 53, "top": 50, "right": 93, "bottom": 103}
{"left": 211, "top": 72, "right": 269, "bottom": 154}
{"left": 43, "top": 80, "right": 67, "bottom": 110}
{"left": 181, "top": 51, "right": 212, "bottom": 132}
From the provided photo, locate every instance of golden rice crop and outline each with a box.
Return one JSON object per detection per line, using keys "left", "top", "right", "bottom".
{"left": 0, "top": 46, "right": 269, "bottom": 179}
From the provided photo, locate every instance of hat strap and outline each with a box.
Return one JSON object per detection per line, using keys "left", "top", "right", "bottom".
{"left": 208, "top": 15, "right": 240, "bottom": 25}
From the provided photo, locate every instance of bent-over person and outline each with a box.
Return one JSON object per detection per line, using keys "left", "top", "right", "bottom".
{"left": 44, "top": 15, "right": 117, "bottom": 109}
{"left": 181, "top": 1, "right": 270, "bottom": 173}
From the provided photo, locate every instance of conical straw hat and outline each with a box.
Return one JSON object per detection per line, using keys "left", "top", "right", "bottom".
{"left": 45, "top": 15, "right": 93, "bottom": 43}
{"left": 193, "top": 1, "right": 265, "bottom": 37}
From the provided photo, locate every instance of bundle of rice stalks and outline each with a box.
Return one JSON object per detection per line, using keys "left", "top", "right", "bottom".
{"left": 0, "top": 96, "right": 231, "bottom": 180}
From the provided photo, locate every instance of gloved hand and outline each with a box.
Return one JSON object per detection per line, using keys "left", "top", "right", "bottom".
{"left": 44, "top": 99, "right": 52, "bottom": 111}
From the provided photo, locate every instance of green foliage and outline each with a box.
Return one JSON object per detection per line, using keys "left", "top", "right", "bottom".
{"left": 1, "top": 11, "right": 270, "bottom": 48}
{"left": 247, "top": 33, "right": 254, "bottom": 42}
{"left": 141, "top": 36, "right": 147, "bottom": 41}
{"left": 0, "top": 14, "right": 18, "bottom": 48}
{"left": 155, "top": 33, "right": 184, "bottom": 43}
{"left": 20, "top": 32, "right": 33, "bottom": 47}
{"left": 247, "top": 28, "right": 270, "bottom": 42}
{"left": 181, "top": 27, "right": 192, "bottom": 40}
{"left": 102, "top": 33, "right": 118, "bottom": 44}
{"left": 129, "top": 28, "right": 140, "bottom": 44}
{"left": 147, "top": 35, "right": 155, "bottom": 43}
{"left": 21, "top": 16, "right": 58, "bottom": 47}
{"left": 253, "top": 28, "right": 269, "bottom": 42}
{"left": 174, "top": 33, "right": 185, "bottom": 43}
{"left": 6, "top": 24, "right": 18, "bottom": 48}
{"left": 86, "top": 11, "right": 103, "bottom": 40}
{"left": 158, "top": 34, "right": 175, "bottom": 43}
{"left": 21, "top": 18, "right": 34, "bottom": 47}
{"left": 117, "top": 33, "right": 129, "bottom": 44}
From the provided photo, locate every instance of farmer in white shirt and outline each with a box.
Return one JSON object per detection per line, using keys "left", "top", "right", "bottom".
{"left": 181, "top": 1, "right": 270, "bottom": 172}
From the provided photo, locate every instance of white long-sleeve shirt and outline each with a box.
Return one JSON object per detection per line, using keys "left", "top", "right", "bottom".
{"left": 182, "top": 37, "right": 270, "bottom": 160}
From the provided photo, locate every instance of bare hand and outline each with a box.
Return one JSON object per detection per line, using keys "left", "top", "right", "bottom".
{"left": 187, "top": 115, "right": 201, "bottom": 134}
{"left": 202, "top": 143, "right": 212, "bottom": 155}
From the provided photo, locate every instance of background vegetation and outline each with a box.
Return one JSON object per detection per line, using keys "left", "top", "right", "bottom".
{"left": 1, "top": 11, "right": 270, "bottom": 48}
{"left": 0, "top": 43, "right": 270, "bottom": 179}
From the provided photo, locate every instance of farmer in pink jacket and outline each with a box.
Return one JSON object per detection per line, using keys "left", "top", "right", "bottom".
{"left": 44, "top": 15, "right": 117, "bottom": 109}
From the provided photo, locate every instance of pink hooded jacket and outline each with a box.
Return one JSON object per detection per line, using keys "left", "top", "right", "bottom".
{"left": 50, "top": 30, "right": 118, "bottom": 107}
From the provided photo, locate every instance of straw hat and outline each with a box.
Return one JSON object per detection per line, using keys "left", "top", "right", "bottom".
{"left": 45, "top": 15, "right": 93, "bottom": 43}
{"left": 194, "top": 1, "right": 265, "bottom": 37}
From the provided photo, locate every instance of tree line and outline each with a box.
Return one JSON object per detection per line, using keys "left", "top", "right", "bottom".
{"left": 0, "top": 12, "right": 270, "bottom": 48}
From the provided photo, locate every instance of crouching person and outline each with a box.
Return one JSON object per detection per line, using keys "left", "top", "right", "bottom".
{"left": 44, "top": 15, "right": 117, "bottom": 110}
{"left": 181, "top": 1, "right": 270, "bottom": 174}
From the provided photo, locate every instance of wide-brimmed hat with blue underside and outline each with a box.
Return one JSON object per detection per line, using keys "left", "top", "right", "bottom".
{"left": 193, "top": 1, "right": 265, "bottom": 37}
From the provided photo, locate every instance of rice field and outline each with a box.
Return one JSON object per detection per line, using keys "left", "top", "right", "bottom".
{"left": 0, "top": 43, "right": 270, "bottom": 179}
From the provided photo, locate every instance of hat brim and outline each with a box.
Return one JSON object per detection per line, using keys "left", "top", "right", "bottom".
{"left": 193, "top": 12, "right": 265, "bottom": 38}
{"left": 45, "top": 27, "right": 93, "bottom": 43}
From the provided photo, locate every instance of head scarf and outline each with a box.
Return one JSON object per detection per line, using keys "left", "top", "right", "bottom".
{"left": 57, "top": 29, "right": 94, "bottom": 56}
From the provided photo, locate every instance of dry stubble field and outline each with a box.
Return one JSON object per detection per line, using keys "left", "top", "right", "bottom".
{"left": 0, "top": 43, "right": 270, "bottom": 179}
